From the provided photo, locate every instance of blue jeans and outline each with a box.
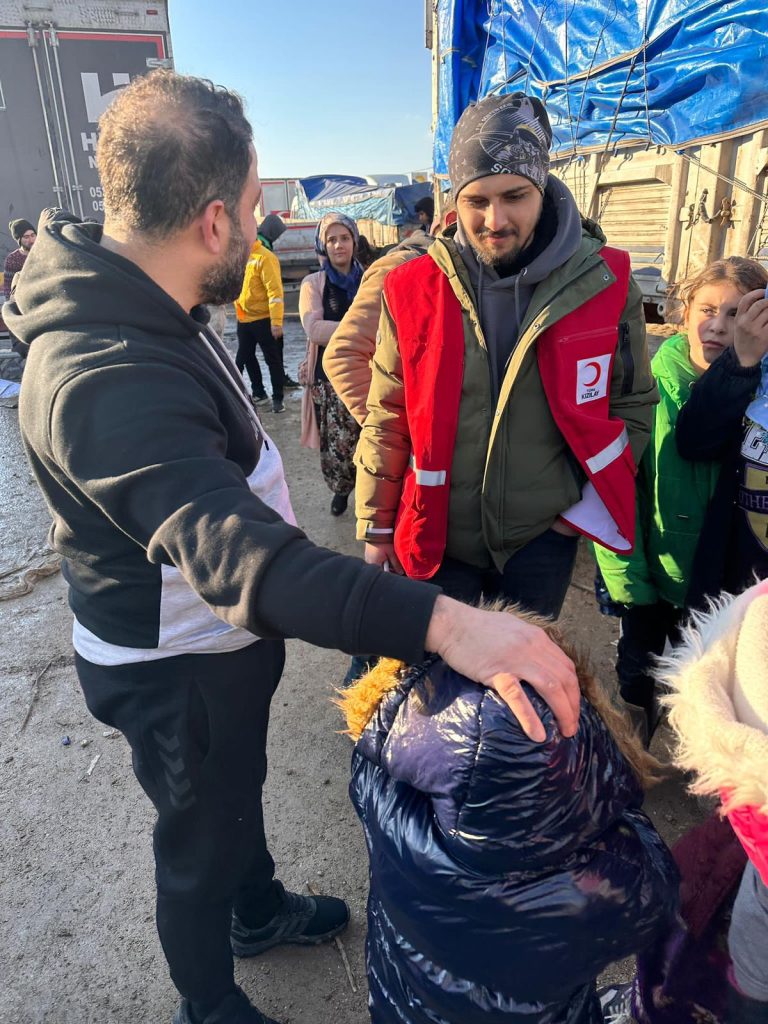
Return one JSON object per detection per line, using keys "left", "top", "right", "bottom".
{"left": 431, "top": 528, "right": 579, "bottom": 619}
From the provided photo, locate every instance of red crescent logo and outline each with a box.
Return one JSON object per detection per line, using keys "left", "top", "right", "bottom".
{"left": 583, "top": 361, "right": 602, "bottom": 388}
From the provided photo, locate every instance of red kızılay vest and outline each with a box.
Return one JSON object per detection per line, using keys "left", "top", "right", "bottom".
{"left": 383, "top": 246, "right": 636, "bottom": 580}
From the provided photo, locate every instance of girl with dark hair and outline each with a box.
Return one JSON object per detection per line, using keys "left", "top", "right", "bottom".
{"left": 299, "top": 214, "right": 364, "bottom": 516}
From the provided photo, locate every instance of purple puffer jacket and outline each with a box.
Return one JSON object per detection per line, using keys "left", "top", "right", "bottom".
{"left": 350, "top": 659, "right": 679, "bottom": 1024}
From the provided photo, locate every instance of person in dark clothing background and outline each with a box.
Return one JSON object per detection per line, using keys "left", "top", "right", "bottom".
{"left": 2, "top": 218, "right": 36, "bottom": 342}
{"left": 355, "top": 233, "right": 378, "bottom": 269}
{"left": 3, "top": 218, "right": 36, "bottom": 300}
{"left": 256, "top": 214, "right": 300, "bottom": 390}
{"left": 6, "top": 70, "right": 580, "bottom": 1024}
{"left": 414, "top": 194, "right": 434, "bottom": 228}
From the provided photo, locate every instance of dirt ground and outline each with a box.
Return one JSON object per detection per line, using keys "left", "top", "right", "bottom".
{"left": 0, "top": 320, "right": 703, "bottom": 1024}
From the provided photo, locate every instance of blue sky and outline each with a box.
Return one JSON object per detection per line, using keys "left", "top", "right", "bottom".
{"left": 170, "top": 0, "right": 433, "bottom": 178}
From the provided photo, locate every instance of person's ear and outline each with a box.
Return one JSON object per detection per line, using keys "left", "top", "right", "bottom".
{"left": 199, "top": 199, "right": 228, "bottom": 255}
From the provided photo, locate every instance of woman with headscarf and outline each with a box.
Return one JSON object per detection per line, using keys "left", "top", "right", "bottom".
{"left": 299, "top": 214, "right": 364, "bottom": 516}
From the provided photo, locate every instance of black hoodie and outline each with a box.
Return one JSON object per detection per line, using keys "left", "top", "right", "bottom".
{"left": 6, "top": 210, "right": 437, "bottom": 662}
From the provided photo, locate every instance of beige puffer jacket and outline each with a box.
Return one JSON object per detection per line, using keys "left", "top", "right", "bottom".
{"left": 324, "top": 231, "right": 432, "bottom": 424}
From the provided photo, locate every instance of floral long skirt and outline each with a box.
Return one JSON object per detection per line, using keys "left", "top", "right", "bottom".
{"left": 311, "top": 381, "right": 360, "bottom": 497}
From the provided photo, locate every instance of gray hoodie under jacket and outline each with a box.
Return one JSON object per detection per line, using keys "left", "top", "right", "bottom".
{"left": 455, "top": 175, "right": 583, "bottom": 401}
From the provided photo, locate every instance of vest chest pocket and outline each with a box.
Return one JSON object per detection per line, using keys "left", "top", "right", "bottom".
{"left": 550, "top": 328, "right": 618, "bottom": 411}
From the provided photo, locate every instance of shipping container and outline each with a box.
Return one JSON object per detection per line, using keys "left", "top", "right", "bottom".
{"left": 0, "top": 0, "right": 172, "bottom": 253}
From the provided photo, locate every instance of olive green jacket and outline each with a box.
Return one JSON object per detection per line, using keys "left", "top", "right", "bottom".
{"left": 355, "top": 222, "right": 658, "bottom": 570}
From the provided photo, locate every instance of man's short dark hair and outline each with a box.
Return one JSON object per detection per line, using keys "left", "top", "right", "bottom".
{"left": 97, "top": 70, "right": 253, "bottom": 238}
{"left": 415, "top": 196, "right": 435, "bottom": 221}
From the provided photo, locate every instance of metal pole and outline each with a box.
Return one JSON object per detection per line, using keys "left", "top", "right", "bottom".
{"left": 40, "top": 25, "right": 75, "bottom": 212}
{"left": 27, "top": 22, "right": 66, "bottom": 207}
{"left": 47, "top": 24, "right": 85, "bottom": 219}
{"left": 430, "top": 1, "right": 441, "bottom": 217}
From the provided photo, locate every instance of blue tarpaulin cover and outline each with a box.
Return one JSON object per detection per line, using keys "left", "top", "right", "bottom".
{"left": 293, "top": 177, "right": 432, "bottom": 226}
{"left": 434, "top": 0, "right": 768, "bottom": 175}
{"left": 299, "top": 174, "right": 369, "bottom": 202}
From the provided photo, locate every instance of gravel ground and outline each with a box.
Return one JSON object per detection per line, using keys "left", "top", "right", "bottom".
{"left": 0, "top": 319, "right": 704, "bottom": 1024}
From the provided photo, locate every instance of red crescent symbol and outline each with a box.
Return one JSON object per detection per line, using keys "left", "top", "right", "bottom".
{"left": 583, "top": 361, "right": 602, "bottom": 387}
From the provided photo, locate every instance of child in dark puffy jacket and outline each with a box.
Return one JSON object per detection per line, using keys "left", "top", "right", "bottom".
{"left": 595, "top": 257, "right": 768, "bottom": 744}
{"left": 339, "top": 614, "right": 679, "bottom": 1024}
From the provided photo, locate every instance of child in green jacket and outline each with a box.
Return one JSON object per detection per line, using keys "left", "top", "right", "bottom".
{"left": 595, "top": 257, "right": 768, "bottom": 744}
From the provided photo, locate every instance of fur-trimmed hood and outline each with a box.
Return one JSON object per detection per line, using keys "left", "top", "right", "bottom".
{"left": 659, "top": 579, "right": 768, "bottom": 815}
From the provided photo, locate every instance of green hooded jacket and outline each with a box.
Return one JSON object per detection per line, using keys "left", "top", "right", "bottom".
{"left": 595, "top": 333, "right": 721, "bottom": 607}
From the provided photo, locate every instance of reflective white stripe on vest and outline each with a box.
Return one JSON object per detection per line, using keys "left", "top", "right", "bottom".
{"left": 409, "top": 456, "right": 447, "bottom": 487}
{"left": 365, "top": 526, "right": 394, "bottom": 536}
{"left": 586, "top": 428, "right": 629, "bottom": 475}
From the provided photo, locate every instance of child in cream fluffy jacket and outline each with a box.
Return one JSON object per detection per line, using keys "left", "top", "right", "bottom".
{"left": 661, "top": 579, "right": 768, "bottom": 1023}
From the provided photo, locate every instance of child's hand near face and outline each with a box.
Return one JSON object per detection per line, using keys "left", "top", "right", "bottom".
{"left": 734, "top": 289, "right": 768, "bottom": 367}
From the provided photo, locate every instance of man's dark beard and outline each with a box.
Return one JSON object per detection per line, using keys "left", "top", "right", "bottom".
{"left": 200, "top": 214, "right": 250, "bottom": 306}
{"left": 470, "top": 221, "right": 538, "bottom": 272}
{"left": 472, "top": 233, "right": 524, "bottom": 272}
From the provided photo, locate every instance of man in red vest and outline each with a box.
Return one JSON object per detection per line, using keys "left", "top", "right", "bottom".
{"left": 356, "top": 93, "right": 658, "bottom": 616}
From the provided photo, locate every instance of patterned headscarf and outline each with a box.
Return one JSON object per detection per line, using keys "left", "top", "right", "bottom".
{"left": 314, "top": 213, "right": 360, "bottom": 256}
{"left": 314, "top": 213, "right": 363, "bottom": 301}
{"left": 448, "top": 93, "right": 552, "bottom": 196}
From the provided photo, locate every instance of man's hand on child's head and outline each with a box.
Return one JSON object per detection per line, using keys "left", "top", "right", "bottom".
{"left": 424, "top": 596, "right": 580, "bottom": 742}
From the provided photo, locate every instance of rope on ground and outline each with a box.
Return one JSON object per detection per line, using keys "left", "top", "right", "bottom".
{"left": 0, "top": 551, "right": 62, "bottom": 600}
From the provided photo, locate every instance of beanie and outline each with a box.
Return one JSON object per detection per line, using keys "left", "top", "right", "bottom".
{"left": 10, "top": 219, "right": 35, "bottom": 243}
{"left": 448, "top": 93, "right": 552, "bottom": 197}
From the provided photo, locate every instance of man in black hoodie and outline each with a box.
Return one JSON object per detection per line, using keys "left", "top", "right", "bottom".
{"left": 5, "top": 71, "right": 579, "bottom": 1024}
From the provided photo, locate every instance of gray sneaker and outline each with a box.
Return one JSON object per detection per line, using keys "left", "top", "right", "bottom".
{"left": 231, "top": 881, "right": 349, "bottom": 957}
{"left": 271, "top": 399, "right": 285, "bottom": 414}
